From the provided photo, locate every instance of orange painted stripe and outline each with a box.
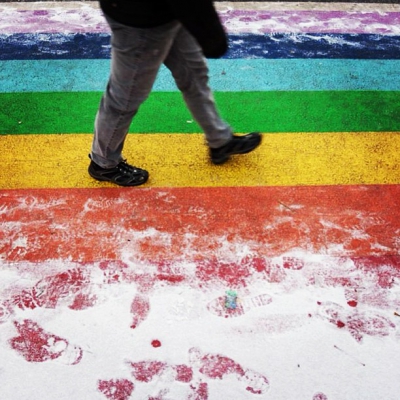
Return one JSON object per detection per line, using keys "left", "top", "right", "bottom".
{"left": 1, "top": 185, "right": 399, "bottom": 264}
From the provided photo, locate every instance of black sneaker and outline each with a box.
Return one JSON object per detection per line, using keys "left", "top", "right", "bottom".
{"left": 210, "top": 132, "right": 262, "bottom": 165}
{"left": 88, "top": 156, "right": 149, "bottom": 187}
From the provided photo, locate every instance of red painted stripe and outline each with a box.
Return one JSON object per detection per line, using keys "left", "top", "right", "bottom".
{"left": 1, "top": 185, "right": 399, "bottom": 264}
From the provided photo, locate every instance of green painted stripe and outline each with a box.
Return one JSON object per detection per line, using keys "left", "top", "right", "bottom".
{"left": 1, "top": 91, "right": 399, "bottom": 134}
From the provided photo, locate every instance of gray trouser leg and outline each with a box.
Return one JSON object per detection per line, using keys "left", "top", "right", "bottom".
{"left": 164, "top": 28, "right": 232, "bottom": 149}
{"left": 91, "top": 17, "right": 232, "bottom": 168}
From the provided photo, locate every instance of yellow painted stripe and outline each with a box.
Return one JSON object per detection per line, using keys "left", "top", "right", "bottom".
{"left": 1, "top": 132, "right": 400, "bottom": 189}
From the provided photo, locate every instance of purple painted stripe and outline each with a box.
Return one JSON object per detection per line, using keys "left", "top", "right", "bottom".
{"left": 1, "top": 8, "right": 400, "bottom": 34}
{"left": 220, "top": 10, "right": 400, "bottom": 34}
{"left": 0, "top": 8, "right": 109, "bottom": 34}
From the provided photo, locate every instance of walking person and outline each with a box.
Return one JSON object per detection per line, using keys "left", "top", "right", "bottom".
{"left": 89, "top": 0, "right": 262, "bottom": 187}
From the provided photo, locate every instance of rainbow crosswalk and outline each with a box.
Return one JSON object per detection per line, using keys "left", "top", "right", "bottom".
{"left": 1, "top": 2, "right": 400, "bottom": 399}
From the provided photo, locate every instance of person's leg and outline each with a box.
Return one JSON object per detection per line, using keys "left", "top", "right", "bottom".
{"left": 163, "top": 26, "right": 232, "bottom": 149}
{"left": 164, "top": 26, "right": 261, "bottom": 164}
{"left": 91, "top": 17, "right": 181, "bottom": 169}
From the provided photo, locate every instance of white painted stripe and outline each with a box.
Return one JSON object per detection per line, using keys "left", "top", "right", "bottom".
{"left": 1, "top": 2, "right": 399, "bottom": 13}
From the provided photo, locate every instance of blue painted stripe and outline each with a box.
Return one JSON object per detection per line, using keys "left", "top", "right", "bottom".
{"left": 1, "top": 59, "right": 399, "bottom": 93}
{"left": 1, "top": 33, "right": 399, "bottom": 60}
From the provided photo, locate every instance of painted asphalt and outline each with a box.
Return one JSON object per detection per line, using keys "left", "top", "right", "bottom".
{"left": 1, "top": 2, "right": 400, "bottom": 399}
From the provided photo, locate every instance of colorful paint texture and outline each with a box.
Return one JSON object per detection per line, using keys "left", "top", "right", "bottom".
{"left": 1, "top": 2, "right": 400, "bottom": 399}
